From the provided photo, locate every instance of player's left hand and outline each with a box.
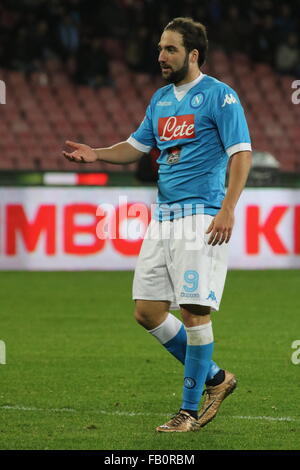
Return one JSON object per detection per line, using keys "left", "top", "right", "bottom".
{"left": 206, "top": 208, "right": 234, "bottom": 246}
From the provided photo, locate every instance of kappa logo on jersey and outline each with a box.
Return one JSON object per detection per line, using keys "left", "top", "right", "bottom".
{"left": 158, "top": 114, "right": 195, "bottom": 141}
{"left": 221, "top": 93, "right": 238, "bottom": 107}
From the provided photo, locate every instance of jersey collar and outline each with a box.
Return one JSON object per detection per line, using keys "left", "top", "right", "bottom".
{"left": 173, "top": 73, "right": 205, "bottom": 102}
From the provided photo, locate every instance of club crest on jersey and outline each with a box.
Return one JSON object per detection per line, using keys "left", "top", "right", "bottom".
{"left": 158, "top": 114, "right": 195, "bottom": 141}
{"left": 190, "top": 92, "right": 204, "bottom": 108}
{"left": 166, "top": 146, "right": 181, "bottom": 165}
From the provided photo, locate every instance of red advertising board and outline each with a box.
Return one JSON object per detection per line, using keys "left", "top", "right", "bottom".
{"left": 0, "top": 188, "right": 299, "bottom": 269}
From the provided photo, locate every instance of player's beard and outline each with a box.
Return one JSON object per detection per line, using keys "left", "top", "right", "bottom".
{"left": 162, "top": 52, "right": 189, "bottom": 85}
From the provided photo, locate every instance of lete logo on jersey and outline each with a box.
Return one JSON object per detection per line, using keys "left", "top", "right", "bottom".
{"left": 158, "top": 114, "right": 195, "bottom": 141}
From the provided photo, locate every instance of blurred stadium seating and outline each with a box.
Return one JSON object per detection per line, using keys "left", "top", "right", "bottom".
{"left": 0, "top": 49, "right": 299, "bottom": 173}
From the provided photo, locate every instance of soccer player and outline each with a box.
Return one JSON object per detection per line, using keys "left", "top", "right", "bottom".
{"left": 63, "top": 17, "right": 252, "bottom": 432}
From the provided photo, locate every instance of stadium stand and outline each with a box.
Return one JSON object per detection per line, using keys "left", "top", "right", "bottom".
{"left": 0, "top": 0, "right": 299, "bottom": 174}
{"left": 1, "top": 53, "right": 299, "bottom": 173}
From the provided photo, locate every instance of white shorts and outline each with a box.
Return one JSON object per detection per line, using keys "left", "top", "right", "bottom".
{"left": 132, "top": 214, "right": 228, "bottom": 311}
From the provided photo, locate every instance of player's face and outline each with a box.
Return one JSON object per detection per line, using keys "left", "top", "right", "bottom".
{"left": 158, "top": 30, "right": 190, "bottom": 85}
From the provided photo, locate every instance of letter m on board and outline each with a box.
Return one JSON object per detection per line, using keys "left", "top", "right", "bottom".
{"left": 6, "top": 205, "right": 56, "bottom": 255}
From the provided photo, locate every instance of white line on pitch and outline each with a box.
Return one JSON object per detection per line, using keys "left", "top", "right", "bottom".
{"left": 231, "top": 415, "right": 298, "bottom": 422}
{"left": 0, "top": 405, "right": 299, "bottom": 423}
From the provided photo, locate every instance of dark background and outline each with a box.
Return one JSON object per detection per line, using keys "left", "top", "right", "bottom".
{"left": 0, "top": 0, "right": 299, "bottom": 178}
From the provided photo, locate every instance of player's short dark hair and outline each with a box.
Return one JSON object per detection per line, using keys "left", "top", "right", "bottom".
{"left": 164, "top": 17, "right": 208, "bottom": 67}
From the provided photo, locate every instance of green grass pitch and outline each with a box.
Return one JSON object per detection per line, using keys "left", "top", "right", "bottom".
{"left": 0, "top": 270, "right": 299, "bottom": 450}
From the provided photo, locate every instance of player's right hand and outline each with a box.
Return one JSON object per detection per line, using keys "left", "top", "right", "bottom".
{"left": 62, "top": 140, "right": 98, "bottom": 163}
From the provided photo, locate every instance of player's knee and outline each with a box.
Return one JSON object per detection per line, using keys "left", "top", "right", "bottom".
{"left": 134, "top": 301, "right": 154, "bottom": 327}
{"left": 134, "top": 306, "right": 148, "bottom": 326}
{"left": 134, "top": 300, "right": 169, "bottom": 330}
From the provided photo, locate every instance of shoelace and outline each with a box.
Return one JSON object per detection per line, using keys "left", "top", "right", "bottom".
{"left": 170, "top": 412, "right": 191, "bottom": 426}
{"left": 202, "top": 387, "right": 216, "bottom": 398}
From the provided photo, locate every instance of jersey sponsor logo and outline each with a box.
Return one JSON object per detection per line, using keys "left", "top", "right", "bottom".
{"left": 158, "top": 114, "right": 195, "bottom": 141}
{"left": 221, "top": 93, "right": 238, "bottom": 107}
{"left": 190, "top": 92, "right": 204, "bottom": 108}
{"left": 166, "top": 146, "right": 181, "bottom": 165}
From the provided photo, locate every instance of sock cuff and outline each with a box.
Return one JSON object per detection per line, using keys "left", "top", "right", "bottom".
{"left": 148, "top": 313, "right": 182, "bottom": 345}
{"left": 185, "top": 321, "right": 213, "bottom": 346}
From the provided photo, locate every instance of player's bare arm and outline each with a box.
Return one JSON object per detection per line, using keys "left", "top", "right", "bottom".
{"left": 206, "top": 150, "right": 252, "bottom": 246}
{"left": 62, "top": 140, "right": 144, "bottom": 164}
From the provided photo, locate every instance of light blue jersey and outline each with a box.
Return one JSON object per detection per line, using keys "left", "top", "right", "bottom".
{"left": 128, "top": 73, "right": 251, "bottom": 220}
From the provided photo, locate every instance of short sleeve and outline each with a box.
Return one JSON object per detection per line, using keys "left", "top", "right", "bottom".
{"left": 212, "top": 85, "right": 252, "bottom": 157}
{"left": 127, "top": 103, "right": 156, "bottom": 153}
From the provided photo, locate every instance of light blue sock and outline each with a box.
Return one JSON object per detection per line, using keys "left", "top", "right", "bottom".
{"left": 149, "top": 313, "right": 186, "bottom": 363}
{"left": 163, "top": 323, "right": 187, "bottom": 363}
{"left": 206, "top": 359, "right": 221, "bottom": 382}
{"left": 149, "top": 314, "right": 220, "bottom": 383}
{"left": 181, "top": 323, "right": 214, "bottom": 411}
